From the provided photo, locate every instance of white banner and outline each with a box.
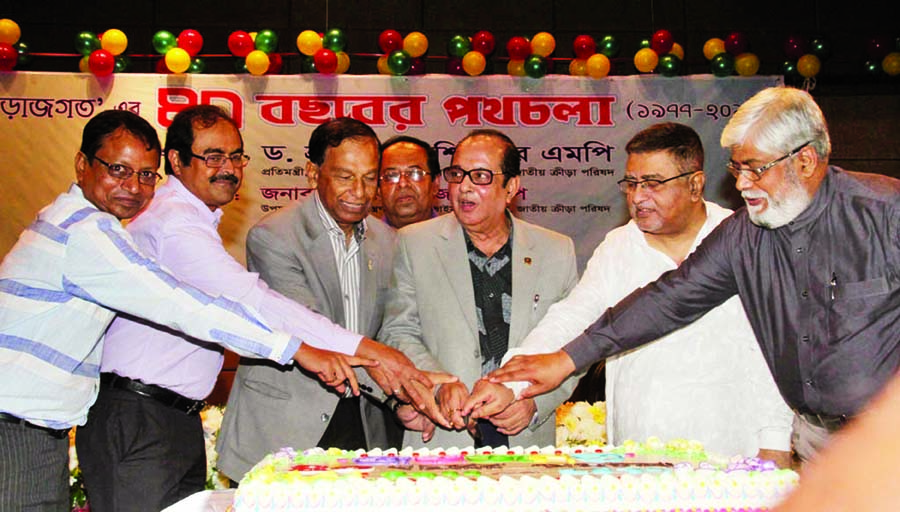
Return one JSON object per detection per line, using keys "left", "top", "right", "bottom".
{"left": 1, "top": 72, "right": 781, "bottom": 271}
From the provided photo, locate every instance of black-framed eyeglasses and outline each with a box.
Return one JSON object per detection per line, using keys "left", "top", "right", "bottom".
{"left": 616, "top": 170, "right": 698, "bottom": 194}
{"left": 726, "top": 141, "right": 811, "bottom": 182}
{"left": 92, "top": 156, "right": 161, "bottom": 186}
{"left": 382, "top": 168, "right": 430, "bottom": 184}
{"left": 190, "top": 152, "right": 251, "bottom": 168}
{"left": 442, "top": 166, "right": 504, "bottom": 185}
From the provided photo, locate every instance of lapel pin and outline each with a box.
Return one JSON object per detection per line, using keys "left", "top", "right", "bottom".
{"left": 524, "top": 257, "right": 532, "bottom": 265}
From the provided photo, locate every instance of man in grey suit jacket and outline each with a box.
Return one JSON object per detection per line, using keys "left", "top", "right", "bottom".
{"left": 379, "top": 129, "right": 579, "bottom": 449}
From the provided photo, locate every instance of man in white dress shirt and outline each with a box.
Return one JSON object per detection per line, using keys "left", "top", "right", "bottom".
{"left": 466, "top": 123, "right": 793, "bottom": 466}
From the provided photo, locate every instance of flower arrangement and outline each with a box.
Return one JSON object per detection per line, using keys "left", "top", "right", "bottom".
{"left": 555, "top": 400, "right": 607, "bottom": 447}
{"left": 68, "top": 429, "right": 89, "bottom": 512}
{"left": 201, "top": 404, "right": 230, "bottom": 490}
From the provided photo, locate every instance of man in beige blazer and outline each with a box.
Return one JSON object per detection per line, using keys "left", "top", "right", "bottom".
{"left": 379, "top": 129, "right": 579, "bottom": 449}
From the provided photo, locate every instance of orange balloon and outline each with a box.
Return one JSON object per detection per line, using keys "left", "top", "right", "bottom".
{"left": 335, "top": 51, "right": 350, "bottom": 74}
{"left": 0, "top": 19, "right": 21, "bottom": 45}
{"left": 669, "top": 42, "right": 684, "bottom": 60}
{"left": 882, "top": 52, "right": 900, "bottom": 76}
{"left": 531, "top": 32, "right": 556, "bottom": 57}
{"left": 507, "top": 59, "right": 526, "bottom": 76}
{"left": 586, "top": 53, "right": 611, "bottom": 78}
{"left": 569, "top": 58, "right": 587, "bottom": 76}
{"left": 462, "top": 51, "right": 486, "bottom": 76}
{"left": 734, "top": 52, "right": 760, "bottom": 76}
{"left": 703, "top": 38, "right": 726, "bottom": 61}
{"left": 634, "top": 47, "right": 658, "bottom": 73}
{"left": 403, "top": 31, "right": 429, "bottom": 58}
{"left": 296, "top": 30, "right": 322, "bottom": 56}
{"left": 101, "top": 28, "right": 128, "bottom": 56}
{"left": 797, "top": 53, "right": 821, "bottom": 78}
{"left": 78, "top": 55, "right": 91, "bottom": 73}
{"left": 376, "top": 55, "right": 391, "bottom": 75}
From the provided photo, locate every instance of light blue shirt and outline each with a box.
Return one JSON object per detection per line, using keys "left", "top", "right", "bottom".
{"left": 0, "top": 184, "right": 301, "bottom": 428}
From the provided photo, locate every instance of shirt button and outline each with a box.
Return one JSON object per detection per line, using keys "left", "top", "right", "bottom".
{"left": 801, "top": 290, "right": 809, "bottom": 298}
{"left": 488, "top": 292, "right": 495, "bottom": 298}
{"left": 805, "top": 379, "right": 814, "bottom": 387}
{"left": 321, "top": 413, "right": 330, "bottom": 422}
{"left": 795, "top": 247, "right": 804, "bottom": 254}
{"left": 801, "top": 335, "right": 810, "bottom": 343}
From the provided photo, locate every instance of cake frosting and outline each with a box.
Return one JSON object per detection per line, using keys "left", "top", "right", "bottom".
{"left": 232, "top": 440, "right": 798, "bottom": 512}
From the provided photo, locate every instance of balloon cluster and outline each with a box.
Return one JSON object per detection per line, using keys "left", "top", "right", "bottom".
{"left": 152, "top": 29, "right": 205, "bottom": 74}
{"left": 296, "top": 29, "right": 349, "bottom": 75}
{"left": 227, "top": 29, "right": 281, "bottom": 75}
{"left": 863, "top": 35, "right": 900, "bottom": 77}
{"left": 568, "top": 34, "right": 617, "bottom": 78}
{"left": 74, "top": 28, "right": 130, "bottom": 76}
{"left": 702, "top": 33, "right": 759, "bottom": 77}
{"left": 633, "top": 29, "right": 685, "bottom": 77}
{"left": 782, "top": 35, "right": 830, "bottom": 84}
{"left": 376, "top": 30, "right": 428, "bottom": 76}
{"left": 0, "top": 18, "right": 27, "bottom": 72}
{"left": 443, "top": 31, "right": 494, "bottom": 76}
{"left": 506, "top": 32, "right": 556, "bottom": 78}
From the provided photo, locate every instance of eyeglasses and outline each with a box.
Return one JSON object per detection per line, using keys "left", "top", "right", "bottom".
{"left": 382, "top": 168, "right": 430, "bottom": 183}
{"left": 616, "top": 170, "right": 698, "bottom": 194}
{"left": 726, "top": 141, "right": 811, "bottom": 182}
{"left": 190, "top": 152, "right": 251, "bottom": 168}
{"left": 93, "top": 156, "right": 161, "bottom": 186}
{"left": 442, "top": 166, "right": 504, "bottom": 185}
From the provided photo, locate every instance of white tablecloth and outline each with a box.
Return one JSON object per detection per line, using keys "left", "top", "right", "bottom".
{"left": 161, "top": 490, "right": 234, "bottom": 512}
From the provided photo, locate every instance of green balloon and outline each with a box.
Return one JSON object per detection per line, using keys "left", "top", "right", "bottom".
{"left": 658, "top": 54, "right": 681, "bottom": 77}
{"left": 863, "top": 60, "right": 882, "bottom": 76}
{"left": 809, "top": 37, "right": 831, "bottom": 60}
{"left": 234, "top": 57, "right": 249, "bottom": 73}
{"left": 524, "top": 55, "right": 547, "bottom": 78}
{"left": 75, "top": 31, "right": 100, "bottom": 56}
{"left": 152, "top": 30, "right": 176, "bottom": 55}
{"left": 322, "top": 28, "right": 346, "bottom": 52}
{"left": 638, "top": 38, "right": 651, "bottom": 50}
{"left": 387, "top": 49, "right": 411, "bottom": 75}
{"left": 781, "top": 59, "right": 799, "bottom": 78}
{"left": 447, "top": 34, "right": 471, "bottom": 58}
{"left": 255, "top": 29, "right": 278, "bottom": 53}
{"left": 598, "top": 35, "right": 619, "bottom": 57}
{"left": 188, "top": 57, "right": 205, "bottom": 74}
{"left": 711, "top": 52, "right": 734, "bottom": 77}
{"left": 14, "top": 41, "right": 31, "bottom": 67}
{"left": 300, "top": 55, "right": 317, "bottom": 74}
{"left": 114, "top": 55, "right": 130, "bottom": 73}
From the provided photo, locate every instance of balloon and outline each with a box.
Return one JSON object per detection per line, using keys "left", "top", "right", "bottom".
{"left": 507, "top": 59, "right": 526, "bottom": 76}
{"left": 379, "top": 29, "right": 403, "bottom": 53}
{"left": 314, "top": 48, "right": 338, "bottom": 74}
{"left": 101, "top": 28, "right": 128, "bottom": 56}
{"left": 79, "top": 55, "right": 91, "bottom": 73}
{"left": 177, "top": 29, "right": 203, "bottom": 56}
{"left": 75, "top": 31, "right": 101, "bottom": 56}
{"left": 165, "top": 47, "right": 191, "bottom": 73}
{"left": 650, "top": 29, "right": 674, "bottom": 55}
{"left": 14, "top": 40, "right": 31, "bottom": 67}
{"left": 472, "top": 30, "right": 495, "bottom": 55}
{"left": 669, "top": 42, "right": 684, "bottom": 60}
{"left": 725, "top": 32, "right": 748, "bottom": 55}
{"left": 703, "top": 38, "right": 725, "bottom": 60}
{"left": 734, "top": 52, "right": 760, "bottom": 76}
{"left": 531, "top": 32, "right": 556, "bottom": 57}
{"left": 638, "top": 38, "right": 651, "bottom": 49}
{"left": 586, "top": 53, "right": 611, "bottom": 78}
{"left": 296, "top": 30, "right": 322, "bottom": 56}
{"left": 462, "top": 50, "right": 486, "bottom": 76}
{"left": 300, "top": 56, "right": 317, "bottom": 74}
{"left": 88, "top": 49, "right": 115, "bottom": 76}
{"left": 657, "top": 54, "right": 681, "bottom": 77}
{"left": 598, "top": 35, "right": 619, "bottom": 57}
{"left": 188, "top": 57, "right": 205, "bottom": 74}
{"left": 244, "top": 49, "right": 270, "bottom": 75}
{"left": 783, "top": 34, "right": 807, "bottom": 60}
{"left": 782, "top": 59, "right": 799, "bottom": 78}
{"left": 866, "top": 36, "right": 892, "bottom": 61}
{"left": 572, "top": 35, "right": 596, "bottom": 59}
{"left": 254, "top": 29, "right": 278, "bottom": 53}
{"left": 0, "top": 42, "right": 17, "bottom": 71}
{"left": 228, "top": 31, "right": 254, "bottom": 57}
{"left": 569, "top": 58, "right": 587, "bottom": 76}
{"left": 335, "top": 51, "right": 351, "bottom": 74}
{"left": 882, "top": 52, "right": 900, "bottom": 76}
{"left": 383, "top": 49, "right": 409, "bottom": 75}
{"left": 445, "top": 56, "right": 464, "bottom": 75}
{"left": 152, "top": 30, "right": 177, "bottom": 55}
{"left": 447, "top": 34, "right": 471, "bottom": 58}
{"left": 322, "top": 28, "right": 346, "bottom": 52}
{"left": 711, "top": 52, "right": 735, "bottom": 77}
{"left": 376, "top": 55, "right": 391, "bottom": 75}
{"left": 506, "top": 36, "right": 531, "bottom": 60}
{"left": 633, "top": 47, "right": 658, "bottom": 73}
{"left": 408, "top": 56, "right": 425, "bottom": 75}
{"left": 403, "top": 31, "right": 429, "bottom": 57}
{"left": 797, "top": 53, "right": 820, "bottom": 78}
{"left": 0, "top": 19, "right": 21, "bottom": 45}
{"left": 862, "top": 60, "right": 881, "bottom": 76}
{"left": 523, "top": 54, "right": 547, "bottom": 78}
{"left": 265, "top": 52, "right": 283, "bottom": 74}
{"left": 810, "top": 37, "right": 831, "bottom": 60}
{"left": 114, "top": 55, "right": 130, "bottom": 73}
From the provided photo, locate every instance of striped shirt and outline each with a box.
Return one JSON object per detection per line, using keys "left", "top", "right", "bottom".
{"left": 314, "top": 192, "right": 364, "bottom": 334}
{"left": 0, "top": 184, "right": 301, "bottom": 428}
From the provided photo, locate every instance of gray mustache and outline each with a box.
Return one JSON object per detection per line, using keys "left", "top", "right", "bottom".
{"left": 210, "top": 174, "right": 239, "bottom": 184}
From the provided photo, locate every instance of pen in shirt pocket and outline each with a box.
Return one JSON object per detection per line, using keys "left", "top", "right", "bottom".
{"left": 533, "top": 294, "right": 540, "bottom": 312}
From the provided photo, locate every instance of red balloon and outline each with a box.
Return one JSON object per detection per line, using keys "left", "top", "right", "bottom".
{"left": 314, "top": 48, "right": 338, "bottom": 74}
{"left": 572, "top": 34, "right": 596, "bottom": 59}
{"left": 266, "top": 52, "right": 283, "bottom": 74}
{"left": 725, "top": 32, "right": 748, "bottom": 55}
{"left": 0, "top": 42, "right": 17, "bottom": 71}
{"left": 783, "top": 34, "right": 807, "bottom": 59}
{"left": 506, "top": 36, "right": 531, "bottom": 60}
{"left": 88, "top": 49, "right": 115, "bottom": 76}
{"left": 154, "top": 57, "right": 171, "bottom": 74}
{"left": 177, "top": 29, "right": 204, "bottom": 56}
{"left": 409, "top": 56, "right": 425, "bottom": 75}
{"left": 866, "top": 35, "right": 892, "bottom": 60}
{"left": 650, "top": 29, "right": 674, "bottom": 55}
{"left": 228, "top": 31, "right": 254, "bottom": 57}
{"left": 446, "top": 56, "right": 464, "bottom": 75}
{"left": 379, "top": 29, "right": 403, "bottom": 53}
{"left": 472, "top": 30, "right": 496, "bottom": 55}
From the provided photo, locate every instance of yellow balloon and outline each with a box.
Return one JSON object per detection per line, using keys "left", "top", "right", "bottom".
{"left": 734, "top": 52, "right": 760, "bottom": 76}
{"left": 249, "top": 32, "right": 257, "bottom": 41}
{"left": 531, "top": 32, "right": 556, "bottom": 57}
{"left": 245, "top": 49, "right": 270, "bottom": 75}
{"left": 403, "top": 31, "right": 429, "bottom": 58}
{"left": 376, "top": 55, "right": 391, "bottom": 75}
{"left": 586, "top": 53, "right": 611, "bottom": 78}
{"left": 507, "top": 59, "right": 526, "bottom": 76}
{"left": 0, "top": 18, "right": 21, "bottom": 45}
{"left": 165, "top": 47, "right": 191, "bottom": 73}
{"left": 296, "top": 30, "right": 322, "bottom": 56}
{"left": 703, "top": 38, "right": 726, "bottom": 61}
{"left": 78, "top": 55, "right": 91, "bottom": 73}
{"left": 634, "top": 47, "right": 658, "bottom": 73}
{"left": 101, "top": 28, "right": 128, "bottom": 56}
{"left": 882, "top": 52, "right": 900, "bottom": 76}
{"left": 335, "top": 51, "right": 351, "bottom": 74}
{"left": 569, "top": 58, "right": 587, "bottom": 76}
{"left": 797, "top": 53, "right": 821, "bottom": 78}
{"left": 669, "top": 42, "right": 684, "bottom": 60}
{"left": 462, "top": 50, "right": 486, "bottom": 76}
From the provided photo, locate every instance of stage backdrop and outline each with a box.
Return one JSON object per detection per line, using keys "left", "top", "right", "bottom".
{"left": 1, "top": 73, "right": 781, "bottom": 272}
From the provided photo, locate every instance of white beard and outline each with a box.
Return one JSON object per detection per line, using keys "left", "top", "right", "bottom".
{"left": 743, "top": 168, "right": 811, "bottom": 229}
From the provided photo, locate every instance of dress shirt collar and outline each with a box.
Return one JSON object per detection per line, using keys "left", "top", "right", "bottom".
{"left": 313, "top": 190, "right": 367, "bottom": 243}
{"left": 164, "top": 177, "right": 224, "bottom": 227}
{"left": 775, "top": 166, "right": 834, "bottom": 233}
